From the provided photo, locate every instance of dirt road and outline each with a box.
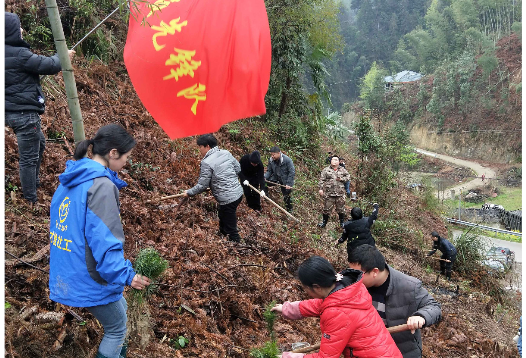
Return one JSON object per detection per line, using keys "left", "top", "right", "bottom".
{"left": 415, "top": 148, "right": 496, "bottom": 199}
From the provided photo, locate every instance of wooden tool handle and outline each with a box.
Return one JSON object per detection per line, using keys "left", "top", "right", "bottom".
{"left": 146, "top": 193, "right": 186, "bottom": 203}
{"left": 291, "top": 323, "right": 410, "bottom": 353}
{"left": 265, "top": 180, "right": 298, "bottom": 191}
{"left": 245, "top": 183, "right": 299, "bottom": 222}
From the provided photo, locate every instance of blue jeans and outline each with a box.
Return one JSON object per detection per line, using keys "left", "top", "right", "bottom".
{"left": 344, "top": 181, "right": 350, "bottom": 194}
{"left": 5, "top": 111, "right": 45, "bottom": 203}
{"left": 87, "top": 297, "right": 128, "bottom": 358}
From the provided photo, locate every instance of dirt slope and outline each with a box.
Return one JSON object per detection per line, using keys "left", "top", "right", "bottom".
{"left": 4, "top": 60, "right": 520, "bottom": 358}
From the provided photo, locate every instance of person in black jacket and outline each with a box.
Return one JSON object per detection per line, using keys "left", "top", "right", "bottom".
{"left": 337, "top": 203, "right": 379, "bottom": 261}
{"left": 427, "top": 231, "right": 457, "bottom": 280}
{"left": 5, "top": 12, "right": 75, "bottom": 204}
{"left": 239, "top": 150, "right": 265, "bottom": 212}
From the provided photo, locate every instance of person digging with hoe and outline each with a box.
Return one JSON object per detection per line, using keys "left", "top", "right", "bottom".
{"left": 184, "top": 134, "right": 244, "bottom": 242}
{"left": 239, "top": 150, "right": 266, "bottom": 212}
{"left": 427, "top": 231, "right": 457, "bottom": 280}
{"left": 348, "top": 245, "right": 442, "bottom": 358}
{"left": 271, "top": 255, "right": 402, "bottom": 358}
{"left": 49, "top": 124, "right": 151, "bottom": 358}
{"left": 317, "top": 155, "right": 350, "bottom": 228}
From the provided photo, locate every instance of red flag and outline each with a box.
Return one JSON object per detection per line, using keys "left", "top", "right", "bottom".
{"left": 123, "top": 0, "right": 272, "bottom": 139}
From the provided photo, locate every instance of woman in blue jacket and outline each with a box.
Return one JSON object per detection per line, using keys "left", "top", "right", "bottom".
{"left": 49, "top": 124, "right": 151, "bottom": 358}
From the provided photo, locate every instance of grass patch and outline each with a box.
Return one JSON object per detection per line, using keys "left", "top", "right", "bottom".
{"left": 471, "top": 228, "right": 522, "bottom": 243}
{"left": 443, "top": 186, "right": 522, "bottom": 211}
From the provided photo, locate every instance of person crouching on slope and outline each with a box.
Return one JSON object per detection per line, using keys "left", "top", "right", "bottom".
{"left": 49, "top": 124, "right": 151, "bottom": 358}
{"left": 271, "top": 256, "right": 402, "bottom": 358}
{"left": 427, "top": 231, "right": 457, "bottom": 280}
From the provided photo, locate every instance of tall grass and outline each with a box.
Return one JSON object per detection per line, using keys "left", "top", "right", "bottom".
{"left": 452, "top": 229, "right": 486, "bottom": 276}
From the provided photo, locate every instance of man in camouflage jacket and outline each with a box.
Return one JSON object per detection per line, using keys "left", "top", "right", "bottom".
{"left": 318, "top": 155, "right": 350, "bottom": 228}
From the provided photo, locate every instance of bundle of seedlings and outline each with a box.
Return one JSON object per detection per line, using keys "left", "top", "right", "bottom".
{"left": 250, "top": 301, "right": 280, "bottom": 358}
{"left": 127, "top": 248, "right": 169, "bottom": 350}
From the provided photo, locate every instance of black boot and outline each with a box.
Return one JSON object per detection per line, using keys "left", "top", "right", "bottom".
{"left": 445, "top": 270, "right": 452, "bottom": 280}
{"left": 338, "top": 213, "right": 346, "bottom": 228}
{"left": 318, "top": 214, "right": 329, "bottom": 228}
{"left": 120, "top": 339, "right": 128, "bottom": 358}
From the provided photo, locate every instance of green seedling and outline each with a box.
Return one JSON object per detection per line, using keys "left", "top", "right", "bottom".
{"left": 170, "top": 336, "right": 189, "bottom": 349}
{"left": 131, "top": 248, "right": 169, "bottom": 303}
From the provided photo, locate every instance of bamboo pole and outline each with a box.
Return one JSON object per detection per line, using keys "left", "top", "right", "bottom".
{"left": 244, "top": 182, "right": 299, "bottom": 222}
{"left": 291, "top": 324, "right": 410, "bottom": 354}
{"left": 44, "top": 0, "right": 85, "bottom": 144}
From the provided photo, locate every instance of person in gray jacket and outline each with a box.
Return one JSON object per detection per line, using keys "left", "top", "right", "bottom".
{"left": 349, "top": 245, "right": 441, "bottom": 358}
{"left": 264, "top": 146, "right": 295, "bottom": 212}
{"left": 184, "top": 134, "right": 243, "bottom": 242}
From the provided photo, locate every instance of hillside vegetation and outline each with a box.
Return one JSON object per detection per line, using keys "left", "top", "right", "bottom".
{"left": 3, "top": 0, "right": 522, "bottom": 357}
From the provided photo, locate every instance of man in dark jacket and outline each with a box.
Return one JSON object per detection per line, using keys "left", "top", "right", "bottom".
{"left": 239, "top": 150, "right": 265, "bottom": 212}
{"left": 338, "top": 203, "right": 379, "bottom": 261}
{"left": 349, "top": 245, "right": 442, "bottom": 358}
{"left": 5, "top": 12, "right": 75, "bottom": 204}
{"left": 427, "top": 231, "right": 457, "bottom": 279}
{"left": 264, "top": 146, "right": 295, "bottom": 212}
{"left": 184, "top": 134, "right": 243, "bottom": 242}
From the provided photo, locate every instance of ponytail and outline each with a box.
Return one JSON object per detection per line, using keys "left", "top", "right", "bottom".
{"left": 73, "top": 139, "right": 92, "bottom": 160}
{"left": 73, "top": 124, "right": 136, "bottom": 161}
{"left": 297, "top": 256, "right": 337, "bottom": 288}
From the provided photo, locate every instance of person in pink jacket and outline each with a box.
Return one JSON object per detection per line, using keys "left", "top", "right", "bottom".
{"left": 272, "top": 256, "right": 402, "bottom": 358}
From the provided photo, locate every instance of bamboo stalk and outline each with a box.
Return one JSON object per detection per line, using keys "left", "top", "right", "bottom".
{"left": 44, "top": 0, "right": 85, "bottom": 144}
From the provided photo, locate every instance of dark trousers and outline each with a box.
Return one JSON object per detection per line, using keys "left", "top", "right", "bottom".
{"left": 440, "top": 252, "right": 456, "bottom": 278}
{"left": 265, "top": 181, "right": 292, "bottom": 211}
{"left": 5, "top": 111, "right": 45, "bottom": 203}
{"left": 218, "top": 196, "right": 242, "bottom": 242}
{"left": 242, "top": 184, "right": 261, "bottom": 211}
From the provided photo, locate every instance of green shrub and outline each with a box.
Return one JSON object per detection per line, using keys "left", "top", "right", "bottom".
{"left": 452, "top": 230, "right": 485, "bottom": 276}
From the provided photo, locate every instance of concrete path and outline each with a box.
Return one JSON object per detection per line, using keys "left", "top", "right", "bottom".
{"left": 415, "top": 148, "right": 496, "bottom": 199}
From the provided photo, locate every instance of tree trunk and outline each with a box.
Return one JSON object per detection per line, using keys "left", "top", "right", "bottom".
{"left": 44, "top": 0, "right": 85, "bottom": 144}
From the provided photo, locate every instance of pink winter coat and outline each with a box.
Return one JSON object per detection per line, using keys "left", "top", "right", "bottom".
{"left": 282, "top": 273, "right": 402, "bottom": 358}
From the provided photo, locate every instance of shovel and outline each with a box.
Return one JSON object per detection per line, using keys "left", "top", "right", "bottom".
{"left": 291, "top": 323, "right": 410, "bottom": 354}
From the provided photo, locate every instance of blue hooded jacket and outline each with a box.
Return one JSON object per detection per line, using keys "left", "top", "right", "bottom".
{"left": 49, "top": 158, "right": 136, "bottom": 307}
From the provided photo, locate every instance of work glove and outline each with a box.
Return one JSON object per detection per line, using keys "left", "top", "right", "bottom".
{"left": 243, "top": 180, "right": 249, "bottom": 186}
{"left": 260, "top": 190, "right": 266, "bottom": 197}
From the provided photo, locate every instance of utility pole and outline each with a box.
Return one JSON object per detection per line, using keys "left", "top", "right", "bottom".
{"left": 44, "top": 0, "right": 85, "bottom": 144}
